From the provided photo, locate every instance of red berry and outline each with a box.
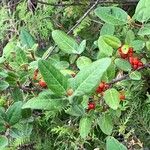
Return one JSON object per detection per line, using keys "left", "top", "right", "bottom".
{"left": 133, "top": 64, "right": 138, "bottom": 70}
{"left": 138, "top": 62, "right": 143, "bottom": 67}
{"left": 104, "top": 84, "right": 110, "bottom": 90}
{"left": 99, "top": 82, "right": 105, "bottom": 89}
{"left": 133, "top": 58, "right": 139, "bottom": 65}
{"left": 119, "top": 94, "right": 125, "bottom": 101}
{"left": 96, "top": 87, "right": 102, "bottom": 93}
{"left": 120, "top": 53, "right": 128, "bottom": 59}
{"left": 88, "top": 102, "right": 95, "bottom": 110}
{"left": 128, "top": 47, "right": 133, "bottom": 53}
{"left": 129, "top": 57, "right": 134, "bottom": 64}
{"left": 39, "top": 80, "right": 47, "bottom": 87}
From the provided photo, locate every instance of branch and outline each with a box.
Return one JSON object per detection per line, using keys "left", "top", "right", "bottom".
{"left": 109, "top": 62, "right": 150, "bottom": 85}
{"left": 37, "top": 0, "right": 138, "bottom": 7}
{"left": 67, "top": 0, "right": 100, "bottom": 34}
{"left": 44, "top": 0, "right": 100, "bottom": 59}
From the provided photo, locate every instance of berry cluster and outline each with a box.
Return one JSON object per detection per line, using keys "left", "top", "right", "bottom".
{"left": 118, "top": 45, "right": 133, "bottom": 59}
{"left": 118, "top": 45, "right": 143, "bottom": 70}
{"left": 129, "top": 57, "right": 143, "bottom": 70}
{"left": 96, "top": 82, "right": 109, "bottom": 94}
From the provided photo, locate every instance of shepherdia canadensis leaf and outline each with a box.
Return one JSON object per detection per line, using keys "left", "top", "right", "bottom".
{"left": 79, "top": 116, "right": 92, "bottom": 139}
{"left": 22, "top": 97, "right": 67, "bottom": 111}
{"left": 72, "top": 58, "right": 111, "bottom": 96}
{"left": 77, "top": 40, "right": 86, "bottom": 54}
{"left": 0, "top": 81, "right": 9, "bottom": 91}
{"left": 104, "top": 88, "right": 120, "bottom": 110}
{"left": 95, "top": 7, "right": 128, "bottom": 25}
{"left": 0, "top": 136, "right": 8, "bottom": 148}
{"left": 98, "top": 37, "right": 113, "bottom": 58}
{"left": 106, "top": 136, "right": 127, "bottom": 150}
{"left": 38, "top": 60, "right": 68, "bottom": 95}
{"left": 115, "top": 58, "right": 132, "bottom": 72}
{"left": 103, "top": 35, "right": 121, "bottom": 49}
{"left": 76, "top": 56, "right": 92, "bottom": 70}
{"left": 20, "top": 28, "right": 36, "bottom": 49}
{"left": 133, "top": 0, "right": 150, "bottom": 23}
{"left": 129, "top": 71, "right": 141, "bottom": 80}
{"left": 100, "top": 23, "right": 115, "bottom": 36}
{"left": 97, "top": 113, "right": 113, "bottom": 135}
{"left": 6, "top": 101, "right": 23, "bottom": 126}
{"left": 52, "top": 30, "right": 79, "bottom": 54}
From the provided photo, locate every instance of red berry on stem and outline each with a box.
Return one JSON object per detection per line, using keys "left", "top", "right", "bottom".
{"left": 133, "top": 64, "right": 138, "bottom": 70}
{"left": 138, "top": 62, "right": 143, "bottom": 67}
{"left": 119, "top": 94, "right": 125, "bottom": 101}
{"left": 88, "top": 102, "right": 95, "bottom": 110}
{"left": 39, "top": 80, "right": 47, "bottom": 87}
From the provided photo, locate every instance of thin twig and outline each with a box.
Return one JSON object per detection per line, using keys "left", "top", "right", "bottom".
{"left": 37, "top": 0, "right": 138, "bottom": 7}
{"left": 37, "top": 1, "right": 84, "bottom": 6}
{"left": 44, "top": 0, "right": 100, "bottom": 59}
{"left": 109, "top": 62, "right": 150, "bottom": 85}
{"left": 67, "top": 0, "right": 100, "bottom": 34}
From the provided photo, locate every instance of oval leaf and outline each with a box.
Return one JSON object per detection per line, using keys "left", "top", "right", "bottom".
{"left": 106, "top": 136, "right": 127, "bottom": 150}
{"left": 103, "top": 35, "right": 121, "bottom": 48}
{"left": 6, "top": 101, "right": 23, "bottom": 126}
{"left": 72, "top": 58, "right": 111, "bottom": 96}
{"left": 0, "top": 136, "right": 8, "bottom": 148}
{"left": 20, "top": 28, "right": 36, "bottom": 49}
{"left": 38, "top": 60, "right": 68, "bottom": 95}
{"left": 79, "top": 116, "right": 92, "bottom": 139}
{"left": 104, "top": 88, "right": 120, "bottom": 110}
{"left": 76, "top": 56, "right": 92, "bottom": 70}
{"left": 97, "top": 113, "right": 113, "bottom": 135}
{"left": 129, "top": 71, "right": 141, "bottom": 80}
{"left": 0, "top": 81, "right": 9, "bottom": 91}
{"left": 52, "top": 30, "right": 79, "bottom": 54}
{"left": 115, "top": 58, "right": 132, "bottom": 72}
{"left": 95, "top": 7, "right": 128, "bottom": 25}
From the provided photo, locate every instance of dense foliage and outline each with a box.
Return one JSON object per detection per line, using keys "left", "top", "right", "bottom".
{"left": 0, "top": 0, "right": 150, "bottom": 149}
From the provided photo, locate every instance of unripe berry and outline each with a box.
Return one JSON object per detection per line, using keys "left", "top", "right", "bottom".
{"left": 39, "top": 80, "right": 47, "bottom": 87}
{"left": 67, "top": 89, "right": 73, "bottom": 96}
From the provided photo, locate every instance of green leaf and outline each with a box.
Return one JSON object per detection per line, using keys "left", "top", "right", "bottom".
{"left": 2, "top": 41, "right": 16, "bottom": 59}
{"left": 0, "top": 81, "right": 9, "bottom": 91}
{"left": 72, "top": 58, "right": 111, "bottom": 96}
{"left": 102, "top": 64, "right": 116, "bottom": 82}
{"left": 98, "top": 36, "right": 113, "bottom": 58}
{"left": 125, "top": 30, "right": 135, "bottom": 45}
{"left": 138, "top": 24, "right": 150, "bottom": 36}
{"left": 97, "top": 113, "right": 113, "bottom": 135}
{"left": 104, "top": 88, "right": 120, "bottom": 110}
{"left": 106, "top": 136, "right": 127, "bottom": 150}
{"left": 100, "top": 23, "right": 115, "bottom": 36}
{"left": 131, "top": 40, "right": 145, "bottom": 52}
{"left": 133, "top": 0, "right": 150, "bottom": 23}
{"left": 6, "top": 101, "right": 23, "bottom": 126}
{"left": 79, "top": 116, "right": 92, "bottom": 139}
{"left": 22, "top": 97, "right": 67, "bottom": 111}
{"left": 16, "top": 48, "right": 28, "bottom": 66}
{"left": 0, "top": 136, "right": 8, "bottom": 148}
{"left": 129, "top": 71, "right": 141, "bottom": 80}
{"left": 11, "top": 87, "right": 23, "bottom": 102}
{"left": 38, "top": 60, "right": 68, "bottom": 95}
{"left": 77, "top": 40, "right": 86, "bottom": 54}
{"left": 103, "top": 35, "right": 121, "bottom": 49}
{"left": 65, "top": 105, "right": 85, "bottom": 116}
{"left": 115, "top": 58, "right": 132, "bottom": 72}
{"left": 20, "top": 29, "right": 36, "bottom": 49}
{"left": 76, "top": 56, "right": 92, "bottom": 70}
{"left": 0, "top": 69, "right": 7, "bottom": 78}
{"left": 95, "top": 7, "right": 128, "bottom": 25}
{"left": 52, "top": 30, "right": 79, "bottom": 54}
